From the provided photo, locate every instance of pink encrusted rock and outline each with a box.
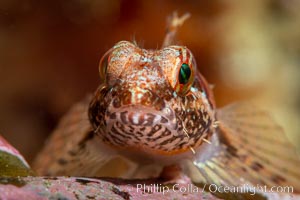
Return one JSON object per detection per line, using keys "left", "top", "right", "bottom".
{"left": 0, "top": 176, "right": 220, "bottom": 200}
{"left": 0, "top": 134, "right": 32, "bottom": 176}
{"left": 1, "top": 176, "right": 299, "bottom": 200}
{"left": 0, "top": 184, "right": 42, "bottom": 200}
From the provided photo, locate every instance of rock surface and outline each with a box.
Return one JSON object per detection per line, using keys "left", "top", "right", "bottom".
{"left": 0, "top": 176, "right": 220, "bottom": 200}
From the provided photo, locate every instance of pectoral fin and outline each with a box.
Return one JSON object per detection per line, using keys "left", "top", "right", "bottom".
{"left": 187, "top": 102, "right": 300, "bottom": 193}
{"left": 33, "top": 97, "right": 135, "bottom": 177}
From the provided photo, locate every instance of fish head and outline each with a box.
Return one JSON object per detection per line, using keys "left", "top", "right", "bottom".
{"left": 89, "top": 41, "right": 216, "bottom": 156}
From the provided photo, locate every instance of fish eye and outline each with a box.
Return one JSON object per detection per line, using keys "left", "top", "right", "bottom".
{"left": 161, "top": 46, "right": 196, "bottom": 96}
{"left": 179, "top": 63, "right": 191, "bottom": 84}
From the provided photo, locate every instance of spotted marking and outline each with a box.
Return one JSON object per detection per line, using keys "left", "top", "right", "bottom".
{"left": 88, "top": 41, "right": 216, "bottom": 155}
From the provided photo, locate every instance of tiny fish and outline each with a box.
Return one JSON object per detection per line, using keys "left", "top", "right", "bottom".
{"left": 33, "top": 13, "right": 300, "bottom": 193}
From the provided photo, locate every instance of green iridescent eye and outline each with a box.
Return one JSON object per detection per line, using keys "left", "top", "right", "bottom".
{"left": 179, "top": 63, "right": 191, "bottom": 84}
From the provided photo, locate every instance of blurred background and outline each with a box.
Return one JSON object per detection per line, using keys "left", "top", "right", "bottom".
{"left": 0, "top": 0, "right": 299, "bottom": 163}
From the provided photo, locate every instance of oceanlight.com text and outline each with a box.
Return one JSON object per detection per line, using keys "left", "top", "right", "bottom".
{"left": 136, "top": 183, "right": 294, "bottom": 196}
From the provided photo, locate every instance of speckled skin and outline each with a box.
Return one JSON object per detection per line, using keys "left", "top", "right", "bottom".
{"left": 89, "top": 41, "right": 217, "bottom": 159}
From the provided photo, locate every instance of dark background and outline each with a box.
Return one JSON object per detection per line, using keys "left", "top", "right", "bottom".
{"left": 0, "top": 0, "right": 299, "bottom": 163}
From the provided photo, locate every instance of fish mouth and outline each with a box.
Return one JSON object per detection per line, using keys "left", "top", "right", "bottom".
{"left": 100, "top": 100, "right": 182, "bottom": 152}
{"left": 104, "top": 87, "right": 177, "bottom": 129}
{"left": 105, "top": 104, "right": 177, "bottom": 130}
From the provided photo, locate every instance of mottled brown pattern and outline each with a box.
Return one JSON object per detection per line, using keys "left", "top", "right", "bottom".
{"left": 88, "top": 40, "right": 216, "bottom": 155}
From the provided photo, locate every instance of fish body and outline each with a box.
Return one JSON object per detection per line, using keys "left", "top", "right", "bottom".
{"left": 33, "top": 13, "right": 300, "bottom": 193}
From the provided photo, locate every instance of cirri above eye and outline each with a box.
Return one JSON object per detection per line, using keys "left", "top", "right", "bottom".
{"left": 98, "top": 41, "right": 138, "bottom": 86}
{"left": 179, "top": 63, "right": 191, "bottom": 84}
{"left": 99, "top": 49, "right": 111, "bottom": 81}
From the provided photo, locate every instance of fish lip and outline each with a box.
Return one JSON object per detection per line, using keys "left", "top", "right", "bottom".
{"left": 101, "top": 104, "right": 181, "bottom": 153}
{"left": 105, "top": 103, "right": 177, "bottom": 129}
